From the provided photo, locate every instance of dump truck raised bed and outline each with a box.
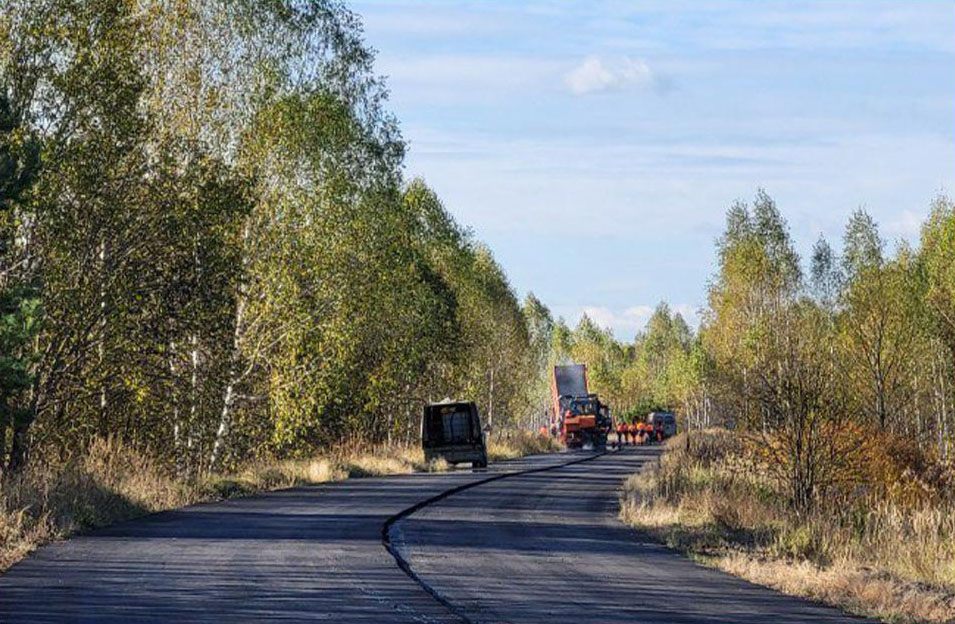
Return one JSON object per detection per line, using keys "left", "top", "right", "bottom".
{"left": 551, "top": 364, "right": 612, "bottom": 449}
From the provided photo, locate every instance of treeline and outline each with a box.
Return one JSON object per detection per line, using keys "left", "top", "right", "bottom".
{"left": 0, "top": 1, "right": 535, "bottom": 474}
{"left": 522, "top": 295, "right": 702, "bottom": 424}
{"left": 544, "top": 189, "right": 954, "bottom": 511}
{"left": 704, "top": 191, "right": 954, "bottom": 510}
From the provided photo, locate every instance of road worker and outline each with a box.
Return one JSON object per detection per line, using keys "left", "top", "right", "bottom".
{"left": 628, "top": 421, "right": 641, "bottom": 445}
{"left": 616, "top": 422, "right": 629, "bottom": 446}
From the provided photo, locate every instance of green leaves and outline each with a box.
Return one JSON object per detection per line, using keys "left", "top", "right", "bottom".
{"left": 702, "top": 190, "right": 955, "bottom": 511}
{"left": 0, "top": 285, "right": 41, "bottom": 393}
{"left": 0, "top": 0, "right": 538, "bottom": 471}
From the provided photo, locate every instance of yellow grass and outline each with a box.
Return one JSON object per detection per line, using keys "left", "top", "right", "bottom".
{"left": 620, "top": 430, "right": 955, "bottom": 624}
{"left": 1, "top": 431, "right": 555, "bottom": 573}
{"left": 720, "top": 554, "right": 955, "bottom": 624}
{"left": 1, "top": 437, "right": 194, "bottom": 571}
{"left": 487, "top": 430, "right": 562, "bottom": 460}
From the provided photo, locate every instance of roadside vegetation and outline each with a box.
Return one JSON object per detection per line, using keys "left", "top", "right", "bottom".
{"left": 621, "top": 431, "right": 955, "bottom": 623}
{"left": 0, "top": 436, "right": 433, "bottom": 571}
{"left": 487, "top": 430, "right": 563, "bottom": 461}
{"left": 0, "top": 2, "right": 566, "bottom": 572}
{"left": 609, "top": 193, "right": 955, "bottom": 622}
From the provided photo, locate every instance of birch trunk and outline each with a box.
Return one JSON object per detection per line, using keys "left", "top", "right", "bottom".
{"left": 210, "top": 223, "right": 251, "bottom": 468}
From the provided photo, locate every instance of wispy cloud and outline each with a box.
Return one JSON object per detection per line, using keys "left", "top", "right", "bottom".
{"left": 564, "top": 56, "right": 659, "bottom": 95}
{"left": 580, "top": 304, "right": 701, "bottom": 338}
{"left": 583, "top": 305, "right": 654, "bottom": 334}
{"left": 883, "top": 209, "right": 924, "bottom": 241}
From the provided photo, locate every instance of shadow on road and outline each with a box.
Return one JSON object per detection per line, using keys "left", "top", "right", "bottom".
{"left": 395, "top": 448, "right": 865, "bottom": 624}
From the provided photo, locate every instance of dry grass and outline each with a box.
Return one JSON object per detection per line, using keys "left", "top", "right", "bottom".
{"left": 620, "top": 430, "right": 955, "bottom": 624}
{"left": 2, "top": 431, "right": 554, "bottom": 573}
{"left": 719, "top": 554, "right": 955, "bottom": 624}
{"left": 0, "top": 440, "right": 446, "bottom": 572}
{"left": 209, "top": 445, "right": 448, "bottom": 497}
{"left": 1, "top": 437, "right": 194, "bottom": 571}
{"left": 487, "top": 430, "right": 562, "bottom": 461}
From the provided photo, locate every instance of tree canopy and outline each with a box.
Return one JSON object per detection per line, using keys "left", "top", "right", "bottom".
{"left": 0, "top": 1, "right": 537, "bottom": 472}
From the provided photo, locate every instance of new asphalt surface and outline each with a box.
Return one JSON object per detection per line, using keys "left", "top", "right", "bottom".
{"left": 0, "top": 447, "right": 859, "bottom": 623}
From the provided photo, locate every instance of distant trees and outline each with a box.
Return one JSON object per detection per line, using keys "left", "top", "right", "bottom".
{"left": 522, "top": 301, "right": 700, "bottom": 426}
{"left": 0, "top": 1, "right": 537, "bottom": 474}
{"left": 534, "top": 189, "right": 955, "bottom": 515}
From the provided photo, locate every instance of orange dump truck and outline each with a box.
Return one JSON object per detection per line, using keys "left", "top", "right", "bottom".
{"left": 551, "top": 364, "right": 612, "bottom": 449}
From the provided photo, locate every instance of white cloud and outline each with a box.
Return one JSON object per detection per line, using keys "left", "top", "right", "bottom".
{"left": 583, "top": 305, "right": 655, "bottom": 334}
{"left": 564, "top": 56, "right": 656, "bottom": 95}
{"left": 578, "top": 304, "right": 700, "bottom": 339}
{"left": 883, "top": 209, "right": 923, "bottom": 242}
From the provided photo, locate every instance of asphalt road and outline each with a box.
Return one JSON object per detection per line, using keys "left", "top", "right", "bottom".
{"left": 0, "top": 448, "right": 859, "bottom": 623}
{"left": 394, "top": 448, "right": 859, "bottom": 623}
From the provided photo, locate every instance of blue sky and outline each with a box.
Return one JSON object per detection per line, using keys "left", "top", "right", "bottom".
{"left": 353, "top": 0, "right": 955, "bottom": 340}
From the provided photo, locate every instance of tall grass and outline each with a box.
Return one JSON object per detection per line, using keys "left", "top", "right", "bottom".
{"left": 620, "top": 430, "right": 955, "bottom": 623}
{"left": 1, "top": 437, "right": 194, "bottom": 570}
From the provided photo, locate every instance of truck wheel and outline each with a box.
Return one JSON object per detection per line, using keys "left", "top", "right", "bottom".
{"left": 474, "top": 455, "right": 487, "bottom": 469}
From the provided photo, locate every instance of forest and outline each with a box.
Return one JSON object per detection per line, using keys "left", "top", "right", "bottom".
{"left": 2, "top": 0, "right": 953, "bottom": 495}
{"left": 548, "top": 190, "right": 955, "bottom": 485}
{"left": 0, "top": 1, "right": 542, "bottom": 477}
{"left": 2, "top": 0, "right": 953, "bottom": 496}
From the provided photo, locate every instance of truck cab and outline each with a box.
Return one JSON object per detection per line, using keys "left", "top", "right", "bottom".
{"left": 422, "top": 401, "right": 488, "bottom": 468}
{"left": 558, "top": 393, "right": 611, "bottom": 449}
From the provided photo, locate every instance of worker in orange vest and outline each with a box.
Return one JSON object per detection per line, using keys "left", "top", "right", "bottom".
{"left": 616, "top": 422, "right": 628, "bottom": 447}
{"left": 628, "top": 422, "right": 640, "bottom": 445}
